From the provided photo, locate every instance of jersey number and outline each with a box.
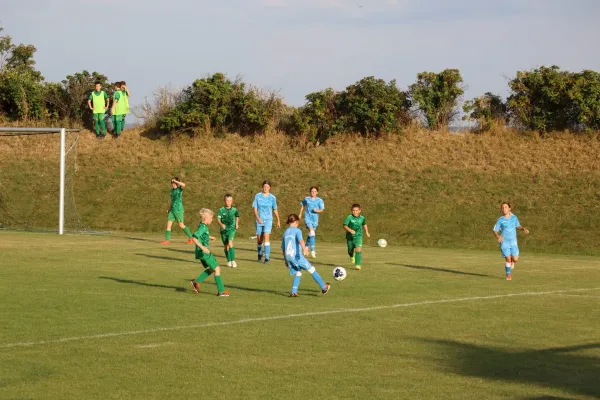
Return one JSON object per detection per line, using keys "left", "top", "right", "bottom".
{"left": 285, "top": 241, "right": 296, "bottom": 257}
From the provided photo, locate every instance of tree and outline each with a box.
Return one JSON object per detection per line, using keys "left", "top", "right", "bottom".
{"left": 289, "top": 88, "right": 346, "bottom": 143}
{"left": 507, "top": 65, "right": 574, "bottom": 132}
{"left": 409, "top": 69, "right": 464, "bottom": 129}
{"left": 463, "top": 92, "right": 508, "bottom": 132}
{"left": 338, "top": 76, "right": 411, "bottom": 135}
{"left": 0, "top": 25, "right": 45, "bottom": 120}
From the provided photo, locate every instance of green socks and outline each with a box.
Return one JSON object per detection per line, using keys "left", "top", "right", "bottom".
{"left": 229, "top": 247, "right": 235, "bottom": 261}
{"left": 196, "top": 269, "right": 213, "bottom": 283}
{"left": 225, "top": 247, "right": 231, "bottom": 262}
{"left": 183, "top": 226, "right": 192, "bottom": 238}
{"left": 165, "top": 230, "right": 171, "bottom": 240}
{"left": 215, "top": 275, "right": 225, "bottom": 293}
{"left": 355, "top": 251, "right": 362, "bottom": 266}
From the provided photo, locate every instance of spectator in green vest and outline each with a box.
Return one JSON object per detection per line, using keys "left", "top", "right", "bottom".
{"left": 120, "top": 81, "right": 131, "bottom": 131}
{"left": 87, "top": 82, "right": 109, "bottom": 139}
{"left": 111, "top": 82, "right": 126, "bottom": 138}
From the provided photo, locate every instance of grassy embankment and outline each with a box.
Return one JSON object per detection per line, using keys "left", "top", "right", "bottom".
{"left": 1, "top": 128, "right": 599, "bottom": 255}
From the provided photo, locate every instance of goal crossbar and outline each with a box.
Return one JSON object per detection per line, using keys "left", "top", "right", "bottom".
{"left": 0, "top": 127, "right": 81, "bottom": 235}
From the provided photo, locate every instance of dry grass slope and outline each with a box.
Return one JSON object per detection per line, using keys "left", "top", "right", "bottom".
{"left": 1, "top": 127, "right": 599, "bottom": 255}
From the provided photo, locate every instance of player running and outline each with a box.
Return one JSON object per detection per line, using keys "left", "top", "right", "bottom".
{"left": 217, "top": 194, "right": 240, "bottom": 268}
{"left": 282, "top": 214, "right": 330, "bottom": 297}
{"left": 190, "top": 208, "right": 230, "bottom": 297}
{"left": 343, "top": 203, "right": 370, "bottom": 271}
{"left": 252, "top": 180, "right": 281, "bottom": 263}
{"left": 161, "top": 177, "right": 194, "bottom": 245}
{"left": 299, "top": 186, "right": 325, "bottom": 258}
{"left": 492, "top": 202, "right": 529, "bottom": 280}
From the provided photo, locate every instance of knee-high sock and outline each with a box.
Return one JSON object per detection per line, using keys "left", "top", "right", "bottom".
{"left": 310, "top": 270, "right": 326, "bottom": 290}
{"left": 183, "top": 226, "right": 192, "bottom": 238}
{"left": 292, "top": 273, "right": 302, "bottom": 294}
{"left": 505, "top": 262, "right": 512, "bottom": 276}
{"left": 257, "top": 244, "right": 263, "bottom": 258}
{"left": 165, "top": 230, "right": 171, "bottom": 240}
{"left": 229, "top": 247, "right": 235, "bottom": 261}
{"left": 265, "top": 242, "right": 271, "bottom": 259}
{"left": 224, "top": 247, "right": 231, "bottom": 262}
{"left": 215, "top": 275, "right": 225, "bottom": 293}
{"left": 196, "top": 268, "right": 213, "bottom": 283}
{"left": 355, "top": 251, "right": 362, "bottom": 266}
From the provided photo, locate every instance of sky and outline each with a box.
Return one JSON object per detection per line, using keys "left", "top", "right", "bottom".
{"left": 2, "top": 0, "right": 600, "bottom": 119}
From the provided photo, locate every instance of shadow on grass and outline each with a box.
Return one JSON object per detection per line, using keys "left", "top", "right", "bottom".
{"left": 99, "top": 276, "right": 187, "bottom": 292}
{"left": 387, "top": 263, "right": 492, "bottom": 278}
{"left": 124, "top": 236, "right": 157, "bottom": 243}
{"left": 135, "top": 253, "right": 196, "bottom": 264}
{"left": 421, "top": 339, "right": 600, "bottom": 399}
{"left": 195, "top": 281, "right": 320, "bottom": 297}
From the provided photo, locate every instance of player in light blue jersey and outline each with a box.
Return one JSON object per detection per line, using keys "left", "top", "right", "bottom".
{"left": 492, "top": 202, "right": 529, "bottom": 280}
{"left": 299, "top": 186, "right": 325, "bottom": 258}
{"left": 252, "top": 180, "right": 281, "bottom": 263}
{"left": 281, "top": 214, "right": 331, "bottom": 297}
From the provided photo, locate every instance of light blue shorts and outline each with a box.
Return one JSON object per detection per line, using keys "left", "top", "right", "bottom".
{"left": 256, "top": 220, "right": 273, "bottom": 236}
{"left": 305, "top": 220, "right": 318, "bottom": 230}
{"left": 287, "top": 257, "right": 313, "bottom": 276}
{"left": 500, "top": 240, "right": 519, "bottom": 258}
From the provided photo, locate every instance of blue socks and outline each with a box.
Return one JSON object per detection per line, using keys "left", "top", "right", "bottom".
{"left": 505, "top": 262, "right": 512, "bottom": 276}
{"left": 257, "top": 245, "right": 263, "bottom": 259}
{"left": 292, "top": 274, "right": 302, "bottom": 295}
{"left": 265, "top": 242, "right": 271, "bottom": 260}
{"left": 311, "top": 270, "right": 326, "bottom": 291}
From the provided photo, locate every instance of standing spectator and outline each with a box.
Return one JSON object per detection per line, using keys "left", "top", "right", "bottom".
{"left": 87, "top": 82, "right": 109, "bottom": 139}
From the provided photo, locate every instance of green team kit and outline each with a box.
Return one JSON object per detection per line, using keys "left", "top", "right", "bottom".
{"left": 218, "top": 206, "right": 239, "bottom": 265}
{"left": 191, "top": 222, "right": 228, "bottom": 296}
{"left": 344, "top": 214, "right": 367, "bottom": 268}
{"left": 168, "top": 187, "right": 184, "bottom": 222}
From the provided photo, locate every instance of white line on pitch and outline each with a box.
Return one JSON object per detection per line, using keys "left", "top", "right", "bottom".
{"left": 1, "top": 287, "right": 598, "bottom": 349}
{"left": 552, "top": 294, "right": 600, "bottom": 298}
{"left": 135, "top": 342, "right": 174, "bottom": 349}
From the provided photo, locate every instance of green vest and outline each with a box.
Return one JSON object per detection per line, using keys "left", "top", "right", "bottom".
{"left": 113, "top": 92, "right": 126, "bottom": 116}
{"left": 91, "top": 91, "right": 106, "bottom": 114}
{"left": 121, "top": 90, "right": 130, "bottom": 114}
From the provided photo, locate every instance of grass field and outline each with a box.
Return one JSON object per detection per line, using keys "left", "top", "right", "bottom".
{"left": 1, "top": 231, "right": 599, "bottom": 399}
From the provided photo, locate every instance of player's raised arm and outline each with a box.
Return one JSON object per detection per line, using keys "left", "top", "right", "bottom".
{"left": 172, "top": 179, "right": 185, "bottom": 188}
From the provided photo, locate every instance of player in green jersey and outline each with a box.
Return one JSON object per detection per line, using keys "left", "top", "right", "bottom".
{"left": 190, "top": 208, "right": 230, "bottom": 297}
{"left": 343, "top": 203, "right": 370, "bottom": 270}
{"left": 161, "top": 177, "right": 194, "bottom": 245}
{"left": 217, "top": 194, "right": 240, "bottom": 268}
{"left": 87, "top": 82, "right": 109, "bottom": 138}
{"left": 119, "top": 81, "right": 131, "bottom": 131}
{"left": 110, "top": 82, "right": 125, "bottom": 138}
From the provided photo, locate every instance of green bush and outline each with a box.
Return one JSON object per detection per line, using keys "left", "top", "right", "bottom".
{"left": 157, "top": 73, "right": 283, "bottom": 135}
{"left": 409, "top": 69, "right": 464, "bottom": 129}
{"left": 462, "top": 92, "right": 508, "bottom": 132}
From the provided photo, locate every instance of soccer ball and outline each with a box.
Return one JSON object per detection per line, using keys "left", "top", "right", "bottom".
{"left": 377, "top": 239, "right": 388, "bottom": 248}
{"left": 333, "top": 266, "right": 347, "bottom": 281}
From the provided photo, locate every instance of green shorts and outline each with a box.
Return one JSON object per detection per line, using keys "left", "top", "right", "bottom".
{"left": 347, "top": 236, "right": 363, "bottom": 252}
{"left": 198, "top": 253, "right": 219, "bottom": 270}
{"left": 168, "top": 209, "right": 184, "bottom": 223}
{"left": 220, "top": 229, "right": 236, "bottom": 245}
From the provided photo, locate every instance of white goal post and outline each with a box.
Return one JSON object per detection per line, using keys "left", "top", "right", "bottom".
{"left": 0, "top": 127, "right": 80, "bottom": 235}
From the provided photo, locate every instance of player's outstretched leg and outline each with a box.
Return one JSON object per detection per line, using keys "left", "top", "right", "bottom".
{"left": 190, "top": 268, "right": 213, "bottom": 294}
{"left": 214, "top": 266, "right": 229, "bottom": 296}
{"left": 307, "top": 266, "right": 330, "bottom": 294}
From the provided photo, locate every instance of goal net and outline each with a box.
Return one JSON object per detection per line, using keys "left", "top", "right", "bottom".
{"left": 0, "top": 128, "right": 101, "bottom": 234}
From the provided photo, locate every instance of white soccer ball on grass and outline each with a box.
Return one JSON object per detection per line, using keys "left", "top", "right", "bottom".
{"left": 333, "top": 266, "right": 347, "bottom": 281}
{"left": 377, "top": 239, "right": 387, "bottom": 248}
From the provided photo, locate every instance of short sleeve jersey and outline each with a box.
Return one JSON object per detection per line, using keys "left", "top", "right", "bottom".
{"left": 344, "top": 214, "right": 366, "bottom": 239}
{"left": 218, "top": 207, "right": 239, "bottom": 231}
{"left": 281, "top": 226, "right": 305, "bottom": 263}
{"left": 170, "top": 187, "right": 184, "bottom": 211}
{"left": 301, "top": 197, "right": 325, "bottom": 224}
{"left": 252, "top": 193, "right": 277, "bottom": 222}
{"left": 493, "top": 214, "right": 521, "bottom": 243}
{"left": 193, "top": 223, "right": 211, "bottom": 259}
